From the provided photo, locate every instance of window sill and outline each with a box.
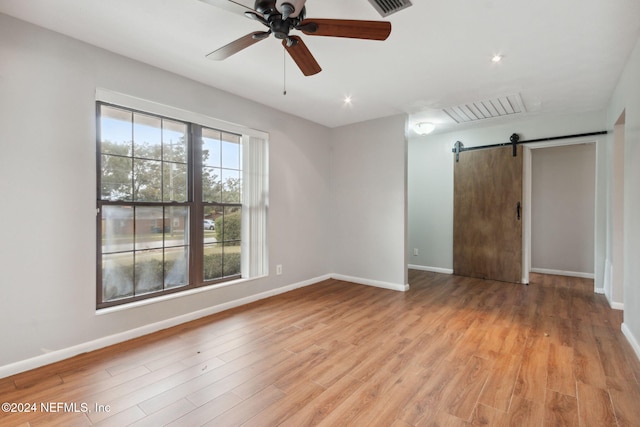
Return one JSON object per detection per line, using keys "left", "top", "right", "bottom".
{"left": 96, "top": 274, "right": 267, "bottom": 315}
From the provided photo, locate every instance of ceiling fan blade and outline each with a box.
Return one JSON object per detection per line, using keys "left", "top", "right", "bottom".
{"left": 283, "top": 36, "right": 322, "bottom": 76}
{"left": 198, "top": 0, "right": 256, "bottom": 16}
{"left": 206, "top": 32, "right": 269, "bottom": 60}
{"left": 298, "top": 19, "right": 391, "bottom": 41}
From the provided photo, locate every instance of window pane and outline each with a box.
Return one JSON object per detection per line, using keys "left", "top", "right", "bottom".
{"left": 133, "top": 113, "right": 162, "bottom": 160}
{"left": 166, "top": 206, "right": 189, "bottom": 247}
{"left": 164, "top": 120, "right": 187, "bottom": 163}
{"left": 221, "top": 206, "right": 242, "bottom": 243}
{"left": 133, "top": 159, "right": 162, "bottom": 201}
{"left": 102, "top": 252, "right": 134, "bottom": 301}
{"left": 202, "top": 128, "right": 221, "bottom": 167}
{"left": 203, "top": 206, "right": 220, "bottom": 239}
{"left": 102, "top": 205, "right": 134, "bottom": 253}
{"left": 202, "top": 166, "right": 221, "bottom": 203}
{"left": 203, "top": 217, "right": 216, "bottom": 232}
{"left": 221, "top": 133, "right": 241, "bottom": 169}
{"left": 222, "top": 206, "right": 242, "bottom": 277}
{"left": 135, "top": 249, "right": 164, "bottom": 295}
{"left": 203, "top": 242, "right": 222, "bottom": 281}
{"left": 135, "top": 206, "right": 164, "bottom": 250}
{"left": 101, "top": 154, "right": 132, "bottom": 201}
{"left": 100, "top": 106, "right": 132, "bottom": 156}
{"left": 223, "top": 246, "right": 241, "bottom": 277}
{"left": 165, "top": 246, "right": 188, "bottom": 288}
{"left": 221, "top": 169, "right": 241, "bottom": 203}
{"left": 163, "top": 162, "right": 187, "bottom": 202}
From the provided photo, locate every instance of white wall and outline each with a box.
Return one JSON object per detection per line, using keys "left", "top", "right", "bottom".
{"left": 330, "top": 116, "right": 408, "bottom": 290}
{"left": 407, "top": 131, "right": 454, "bottom": 273}
{"left": 0, "top": 14, "right": 333, "bottom": 372}
{"left": 0, "top": 13, "right": 411, "bottom": 375}
{"left": 607, "top": 36, "right": 640, "bottom": 359}
{"left": 408, "top": 110, "right": 607, "bottom": 282}
{"left": 530, "top": 144, "right": 596, "bottom": 275}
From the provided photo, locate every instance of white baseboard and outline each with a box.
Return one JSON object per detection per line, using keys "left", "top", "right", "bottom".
{"left": 331, "top": 274, "right": 409, "bottom": 292}
{"left": 530, "top": 268, "right": 595, "bottom": 279}
{"left": 610, "top": 301, "right": 624, "bottom": 310}
{"left": 0, "top": 274, "right": 331, "bottom": 380}
{"left": 408, "top": 264, "right": 454, "bottom": 275}
{"left": 622, "top": 323, "right": 640, "bottom": 363}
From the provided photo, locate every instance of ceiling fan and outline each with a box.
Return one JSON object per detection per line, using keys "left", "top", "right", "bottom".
{"left": 199, "top": 0, "right": 392, "bottom": 76}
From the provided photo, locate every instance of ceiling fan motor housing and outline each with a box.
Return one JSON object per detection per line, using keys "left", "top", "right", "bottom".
{"left": 271, "top": 19, "right": 290, "bottom": 39}
{"left": 254, "top": 0, "right": 305, "bottom": 39}
{"left": 254, "top": 0, "right": 277, "bottom": 15}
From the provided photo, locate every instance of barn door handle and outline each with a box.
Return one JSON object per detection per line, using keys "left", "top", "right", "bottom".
{"left": 516, "top": 202, "right": 521, "bottom": 220}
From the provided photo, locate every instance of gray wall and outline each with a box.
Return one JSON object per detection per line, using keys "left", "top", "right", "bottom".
{"left": 531, "top": 144, "right": 596, "bottom": 275}
{"left": 607, "top": 35, "right": 640, "bottom": 358}
{"left": 408, "top": 110, "right": 607, "bottom": 276}
{"left": 0, "top": 13, "right": 327, "bottom": 369}
{"left": 330, "top": 116, "right": 408, "bottom": 289}
{"left": 0, "top": 13, "right": 408, "bottom": 373}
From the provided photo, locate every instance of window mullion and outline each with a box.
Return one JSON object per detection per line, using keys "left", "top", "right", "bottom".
{"left": 190, "top": 124, "right": 204, "bottom": 286}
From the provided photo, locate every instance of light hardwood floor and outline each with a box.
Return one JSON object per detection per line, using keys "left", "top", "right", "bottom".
{"left": 1, "top": 271, "right": 639, "bottom": 426}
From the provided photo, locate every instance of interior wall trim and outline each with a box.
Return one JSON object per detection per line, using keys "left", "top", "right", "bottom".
{"left": 331, "top": 274, "right": 409, "bottom": 292}
{"left": 408, "top": 264, "right": 454, "bottom": 275}
{"left": 622, "top": 323, "right": 640, "bottom": 363}
{"left": 529, "top": 268, "right": 595, "bottom": 279}
{"left": 610, "top": 301, "right": 625, "bottom": 311}
{"left": 0, "top": 274, "right": 331, "bottom": 380}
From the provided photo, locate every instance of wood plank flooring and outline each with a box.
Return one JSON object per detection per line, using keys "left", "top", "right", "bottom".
{"left": 1, "top": 271, "right": 640, "bottom": 426}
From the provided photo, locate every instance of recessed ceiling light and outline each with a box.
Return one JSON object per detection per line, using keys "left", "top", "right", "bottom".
{"left": 343, "top": 96, "right": 352, "bottom": 104}
{"left": 491, "top": 54, "right": 503, "bottom": 63}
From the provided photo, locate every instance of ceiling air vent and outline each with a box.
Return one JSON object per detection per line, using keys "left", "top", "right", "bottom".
{"left": 442, "top": 93, "right": 527, "bottom": 124}
{"left": 367, "top": 0, "right": 413, "bottom": 17}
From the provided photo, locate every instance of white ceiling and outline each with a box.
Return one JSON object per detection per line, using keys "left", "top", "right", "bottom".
{"left": 1, "top": 0, "right": 639, "bottom": 130}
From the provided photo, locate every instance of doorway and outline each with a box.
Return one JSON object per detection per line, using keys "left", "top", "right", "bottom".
{"left": 522, "top": 137, "right": 601, "bottom": 287}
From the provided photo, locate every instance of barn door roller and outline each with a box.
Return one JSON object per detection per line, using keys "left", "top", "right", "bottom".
{"left": 510, "top": 133, "right": 519, "bottom": 157}
{"left": 454, "top": 141, "right": 464, "bottom": 162}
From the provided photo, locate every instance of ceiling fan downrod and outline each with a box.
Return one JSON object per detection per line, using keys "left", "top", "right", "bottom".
{"left": 275, "top": 0, "right": 306, "bottom": 19}
{"left": 279, "top": 3, "right": 295, "bottom": 20}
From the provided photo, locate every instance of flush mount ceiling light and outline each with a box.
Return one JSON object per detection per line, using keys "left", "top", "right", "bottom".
{"left": 414, "top": 122, "right": 435, "bottom": 135}
{"left": 491, "top": 54, "right": 503, "bottom": 63}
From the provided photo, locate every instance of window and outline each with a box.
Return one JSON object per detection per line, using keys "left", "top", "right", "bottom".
{"left": 96, "top": 99, "right": 267, "bottom": 309}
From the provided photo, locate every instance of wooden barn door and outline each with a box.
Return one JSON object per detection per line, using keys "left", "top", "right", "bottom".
{"left": 453, "top": 145, "right": 523, "bottom": 283}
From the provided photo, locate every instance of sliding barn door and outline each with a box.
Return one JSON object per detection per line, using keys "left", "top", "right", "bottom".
{"left": 453, "top": 146, "right": 523, "bottom": 283}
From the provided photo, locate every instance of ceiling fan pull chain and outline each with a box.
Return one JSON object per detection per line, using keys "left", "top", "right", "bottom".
{"left": 283, "top": 45, "right": 287, "bottom": 95}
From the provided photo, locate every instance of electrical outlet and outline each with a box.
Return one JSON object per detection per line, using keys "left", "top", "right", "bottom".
{"left": 413, "top": 248, "right": 419, "bottom": 256}
{"left": 276, "top": 264, "right": 282, "bottom": 275}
